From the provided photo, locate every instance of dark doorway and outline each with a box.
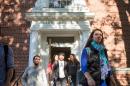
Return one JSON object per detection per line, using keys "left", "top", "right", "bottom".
{"left": 50, "top": 46, "right": 71, "bottom": 62}
{"left": 47, "top": 37, "right": 74, "bottom": 43}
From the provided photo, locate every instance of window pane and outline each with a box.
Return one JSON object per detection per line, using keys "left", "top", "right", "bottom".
{"left": 49, "top": 0, "right": 72, "bottom": 8}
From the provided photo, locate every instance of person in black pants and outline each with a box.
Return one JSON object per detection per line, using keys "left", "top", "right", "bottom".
{"left": 68, "top": 54, "right": 80, "bottom": 86}
{"left": 52, "top": 53, "right": 68, "bottom": 86}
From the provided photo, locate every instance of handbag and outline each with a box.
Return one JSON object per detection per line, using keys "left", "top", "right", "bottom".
{"left": 77, "top": 70, "right": 87, "bottom": 84}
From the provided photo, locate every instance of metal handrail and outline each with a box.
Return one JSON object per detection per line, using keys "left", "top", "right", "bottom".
{"left": 13, "top": 72, "right": 24, "bottom": 86}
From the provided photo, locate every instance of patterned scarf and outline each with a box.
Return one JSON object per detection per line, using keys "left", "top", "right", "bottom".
{"left": 91, "top": 40, "right": 111, "bottom": 80}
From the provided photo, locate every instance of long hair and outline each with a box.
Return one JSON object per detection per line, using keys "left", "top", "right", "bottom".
{"left": 52, "top": 54, "right": 58, "bottom": 63}
{"left": 70, "top": 54, "right": 79, "bottom": 63}
{"left": 84, "top": 29, "right": 104, "bottom": 48}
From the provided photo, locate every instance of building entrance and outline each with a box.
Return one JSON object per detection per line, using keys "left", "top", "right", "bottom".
{"left": 50, "top": 46, "right": 71, "bottom": 62}
{"left": 47, "top": 36, "right": 73, "bottom": 62}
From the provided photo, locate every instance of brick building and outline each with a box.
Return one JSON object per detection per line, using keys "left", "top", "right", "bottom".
{"left": 0, "top": 0, "right": 130, "bottom": 85}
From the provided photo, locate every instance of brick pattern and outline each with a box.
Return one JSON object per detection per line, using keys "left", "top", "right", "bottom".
{"left": 0, "top": 0, "right": 31, "bottom": 78}
{"left": 0, "top": 0, "right": 130, "bottom": 86}
{"left": 0, "top": 28, "right": 29, "bottom": 76}
{"left": 86, "top": 0, "right": 130, "bottom": 85}
{"left": 115, "top": 73, "right": 130, "bottom": 86}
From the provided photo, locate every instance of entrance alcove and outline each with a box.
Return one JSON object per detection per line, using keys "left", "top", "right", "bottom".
{"left": 25, "top": 0, "right": 94, "bottom": 84}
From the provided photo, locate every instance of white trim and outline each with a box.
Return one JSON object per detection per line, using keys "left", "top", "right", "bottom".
{"left": 29, "top": 31, "right": 39, "bottom": 66}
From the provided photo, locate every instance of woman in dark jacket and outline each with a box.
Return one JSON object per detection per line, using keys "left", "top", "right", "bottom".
{"left": 68, "top": 54, "right": 80, "bottom": 86}
{"left": 81, "top": 29, "right": 116, "bottom": 86}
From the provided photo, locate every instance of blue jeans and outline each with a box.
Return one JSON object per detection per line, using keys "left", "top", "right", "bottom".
{"left": 0, "top": 81, "right": 4, "bottom": 86}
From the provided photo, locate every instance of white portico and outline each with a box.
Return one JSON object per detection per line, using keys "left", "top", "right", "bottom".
{"left": 25, "top": 0, "right": 94, "bottom": 70}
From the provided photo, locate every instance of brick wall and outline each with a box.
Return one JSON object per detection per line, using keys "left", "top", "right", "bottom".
{"left": 0, "top": 0, "right": 32, "bottom": 78}
{"left": 0, "top": 0, "right": 130, "bottom": 85}
{"left": 0, "top": 27, "right": 29, "bottom": 75}
{"left": 86, "top": 0, "right": 130, "bottom": 85}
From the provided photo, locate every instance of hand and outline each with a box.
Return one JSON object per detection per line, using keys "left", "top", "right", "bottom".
{"left": 84, "top": 72, "right": 96, "bottom": 86}
{"left": 5, "top": 81, "right": 11, "bottom": 86}
{"left": 87, "top": 78, "right": 95, "bottom": 86}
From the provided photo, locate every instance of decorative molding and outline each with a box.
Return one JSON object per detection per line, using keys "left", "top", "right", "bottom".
{"left": 30, "top": 21, "right": 90, "bottom": 30}
{"left": 25, "top": 12, "right": 94, "bottom": 21}
{"left": 32, "top": 0, "right": 89, "bottom": 12}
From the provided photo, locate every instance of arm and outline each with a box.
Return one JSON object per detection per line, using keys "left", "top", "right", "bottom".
{"left": 52, "top": 61, "right": 58, "bottom": 71}
{"left": 47, "top": 63, "right": 52, "bottom": 74}
{"left": 66, "top": 61, "right": 69, "bottom": 77}
{"left": 6, "top": 47, "right": 15, "bottom": 86}
{"left": 5, "top": 68, "right": 14, "bottom": 86}
{"left": 81, "top": 48, "right": 95, "bottom": 86}
{"left": 81, "top": 48, "right": 88, "bottom": 74}
{"left": 77, "top": 61, "right": 80, "bottom": 71}
{"left": 21, "top": 67, "right": 29, "bottom": 86}
{"left": 67, "top": 61, "right": 71, "bottom": 76}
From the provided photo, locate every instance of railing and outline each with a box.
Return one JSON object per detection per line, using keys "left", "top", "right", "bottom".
{"left": 12, "top": 68, "right": 130, "bottom": 86}
{"left": 12, "top": 72, "right": 24, "bottom": 86}
{"left": 49, "top": 0, "right": 72, "bottom": 8}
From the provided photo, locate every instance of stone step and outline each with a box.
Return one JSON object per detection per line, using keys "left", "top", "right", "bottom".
{"left": 113, "top": 68, "right": 130, "bottom": 86}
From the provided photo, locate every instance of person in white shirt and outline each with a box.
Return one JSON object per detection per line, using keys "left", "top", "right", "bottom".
{"left": 21, "top": 55, "right": 48, "bottom": 86}
{"left": 52, "top": 53, "right": 68, "bottom": 86}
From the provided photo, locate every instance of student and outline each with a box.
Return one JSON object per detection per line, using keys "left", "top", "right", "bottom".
{"left": 81, "top": 29, "right": 117, "bottom": 86}
{"left": 47, "top": 54, "right": 58, "bottom": 86}
{"left": 0, "top": 36, "right": 15, "bottom": 86}
{"left": 53, "top": 53, "right": 68, "bottom": 86}
{"left": 22, "top": 55, "right": 48, "bottom": 86}
{"left": 68, "top": 54, "right": 80, "bottom": 86}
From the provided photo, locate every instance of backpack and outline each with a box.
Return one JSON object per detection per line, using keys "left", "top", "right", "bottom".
{"left": 4, "top": 44, "right": 16, "bottom": 82}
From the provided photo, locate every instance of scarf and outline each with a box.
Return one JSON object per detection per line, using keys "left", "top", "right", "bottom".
{"left": 91, "top": 40, "right": 111, "bottom": 80}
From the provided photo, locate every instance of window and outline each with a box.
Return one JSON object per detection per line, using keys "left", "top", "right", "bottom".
{"left": 49, "top": 0, "right": 72, "bottom": 8}
{"left": 47, "top": 37, "right": 74, "bottom": 43}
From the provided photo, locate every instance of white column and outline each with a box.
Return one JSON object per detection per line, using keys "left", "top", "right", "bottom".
{"left": 29, "top": 30, "right": 39, "bottom": 66}
{"left": 78, "top": 30, "right": 90, "bottom": 59}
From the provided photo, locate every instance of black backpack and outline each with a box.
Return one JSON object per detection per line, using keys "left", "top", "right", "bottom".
{"left": 4, "top": 44, "right": 16, "bottom": 82}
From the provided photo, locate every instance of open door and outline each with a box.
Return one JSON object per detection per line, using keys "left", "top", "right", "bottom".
{"left": 50, "top": 46, "right": 71, "bottom": 62}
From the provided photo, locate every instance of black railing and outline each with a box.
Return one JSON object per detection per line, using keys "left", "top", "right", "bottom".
{"left": 13, "top": 72, "right": 24, "bottom": 86}
{"left": 49, "top": 0, "right": 72, "bottom": 8}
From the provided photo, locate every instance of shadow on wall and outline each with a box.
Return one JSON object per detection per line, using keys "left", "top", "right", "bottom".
{"left": 85, "top": 0, "right": 130, "bottom": 85}
{"left": 115, "top": 0, "right": 130, "bottom": 67}
{"left": 115, "top": 0, "right": 130, "bottom": 86}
